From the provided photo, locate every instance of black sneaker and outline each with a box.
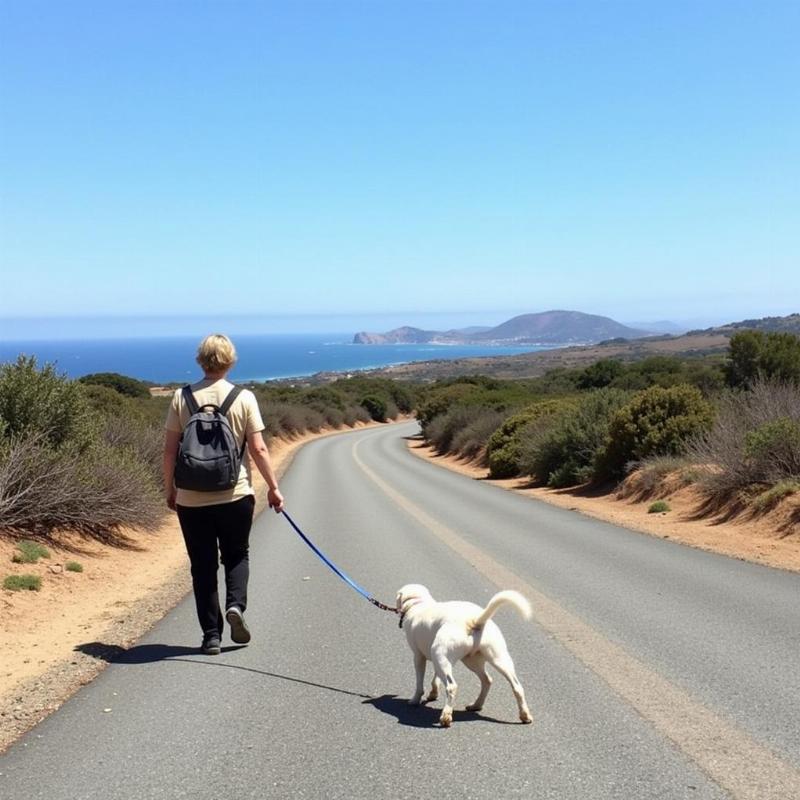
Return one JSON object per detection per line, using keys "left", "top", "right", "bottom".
{"left": 225, "top": 606, "right": 251, "bottom": 644}
{"left": 201, "top": 635, "right": 221, "bottom": 655}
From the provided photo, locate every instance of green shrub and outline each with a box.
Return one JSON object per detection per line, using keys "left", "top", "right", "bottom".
{"left": 520, "top": 389, "right": 630, "bottom": 487}
{"left": 78, "top": 372, "right": 151, "bottom": 398}
{"left": 65, "top": 561, "right": 84, "bottom": 573}
{"left": 597, "top": 385, "right": 714, "bottom": 480}
{"left": 743, "top": 418, "right": 800, "bottom": 479}
{"left": 750, "top": 480, "right": 800, "bottom": 512}
{"left": 0, "top": 356, "right": 97, "bottom": 449}
{"left": 416, "top": 376, "right": 538, "bottom": 434}
{"left": 725, "top": 330, "right": 800, "bottom": 388}
{"left": 82, "top": 384, "right": 129, "bottom": 417}
{"left": 486, "top": 401, "right": 567, "bottom": 478}
{"left": 3, "top": 574, "right": 42, "bottom": 591}
{"left": 648, "top": 500, "right": 671, "bottom": 513}
{"left": 12, "top": 540, "right": 50, "bottom": 564}
{"left": 361, "top": 396, "right": 388, "bottom": 422}
{"left": 577, "top": 359, "right": 624, "bottom": 389}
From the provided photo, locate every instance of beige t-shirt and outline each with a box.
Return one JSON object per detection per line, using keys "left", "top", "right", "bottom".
{"left": 165, "top": 379, "right": 265, "bottom": 508}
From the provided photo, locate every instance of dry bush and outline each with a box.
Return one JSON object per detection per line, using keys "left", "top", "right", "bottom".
{"left": 450, "top": 410, "right": 505, "bottom": 463}
{"left": 301, "top": 407, "right": 326, "bottom": 433}
{"left": 322, "top": 407, "right": 345, "bottom": 428}
{"left": 690, "top": 380, "right": 800, "bottom": 504}
{"left": 343, "top": 405, "right": 371, "bottom": 427}
{"left": 618, "top": 455, "right": 697, "bottom": 501}
{"left": 384, "top": 400, "right": 400, "bottom": 421}
{"left": 102, "top": 415, "right": 163, "bottom": 486}
{"left": 265, "top": 403, "right": 309, "bottom": 437}
{"left": 424, "top": 406, "right": 494, "bottom": 455}
{"left": 0, "top": 432, "right": 163, "bottom": 542}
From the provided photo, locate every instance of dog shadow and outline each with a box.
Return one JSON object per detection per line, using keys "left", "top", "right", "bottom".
{"left": 363, "top": 694, "right": 514, "bottom": 727}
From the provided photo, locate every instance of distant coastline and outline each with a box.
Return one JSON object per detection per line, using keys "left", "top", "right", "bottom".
{"left": 0, "top": 333, "right": 555, "bottom": 385}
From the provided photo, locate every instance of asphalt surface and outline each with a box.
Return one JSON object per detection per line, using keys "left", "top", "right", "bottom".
{"left": 1, "top": 421, "right": 798, "bottom": 799}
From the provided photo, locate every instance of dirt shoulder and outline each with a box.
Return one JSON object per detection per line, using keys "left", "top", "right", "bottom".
{"left": 408, "top": 439, "right": 800, "bottom": 574}
{"left": 0, "top": 420, "right": 388, "bottom": 753}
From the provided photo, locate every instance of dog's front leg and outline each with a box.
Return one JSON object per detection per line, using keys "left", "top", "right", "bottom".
{"left": 426, "top": 675, "right": 440, "bottom": 703}
{"left": 408, "top": 651, "right": 426, "bottom": 705}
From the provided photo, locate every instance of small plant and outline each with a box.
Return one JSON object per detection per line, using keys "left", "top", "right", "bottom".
{"left": 648, "top": 500, "right": 671, "bottom": 514}
{"left": 750, "top": 480, "right": 800, "bottom": 512}
{"left": 3, "top": 574, "right": 42, "bottom": 591}
{"left": 12, "top": 539, "right": 51, "bottom": 564}
{"left": 65, "top": 561, "right": 84, "bottom": 573}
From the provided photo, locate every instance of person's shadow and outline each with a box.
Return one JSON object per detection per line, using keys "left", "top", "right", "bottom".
{"left": 75, "top": 641, "right": 370, "bottom": 699}
{"left": 75, "top": 641, "right": 246, "bottom": 664}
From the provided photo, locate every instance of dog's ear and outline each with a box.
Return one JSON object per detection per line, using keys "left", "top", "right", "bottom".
{"left": 395, "top": 591, "right": 404, "bottom": 612}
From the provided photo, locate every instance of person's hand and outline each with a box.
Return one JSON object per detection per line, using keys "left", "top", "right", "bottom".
{"left": 166, "top": 487, "right": 177, "bottom": 511}
{"left": 267, "top": 487, "right": 284, "bottom": 513}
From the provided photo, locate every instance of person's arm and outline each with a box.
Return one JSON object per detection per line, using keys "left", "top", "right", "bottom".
{"left": 246, "top": 431, "right": 284, "bottom": 512}
{"left": 163, "top": 429, "right": 181, "bottom": 511}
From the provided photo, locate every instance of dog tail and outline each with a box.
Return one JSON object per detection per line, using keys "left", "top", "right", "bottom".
{"left": 471, "top": 590, "right": 532, "bottom": 630}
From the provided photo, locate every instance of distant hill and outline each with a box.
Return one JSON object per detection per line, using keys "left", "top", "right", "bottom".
{"left": 287, "top": 312, "right": 800, "bottom": 386}
{"left": 353, "top": 310, "right": 648, "bottom": 345}
{"left": 688, "top": 313, "right": 800, "bottom": 336}
{"left": 626, "top": 320, "right": 687, "bottom": 335}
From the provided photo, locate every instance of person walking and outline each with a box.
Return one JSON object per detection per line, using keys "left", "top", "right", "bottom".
{"left": 163, "top": 333, "right": 284, "bottom": 654}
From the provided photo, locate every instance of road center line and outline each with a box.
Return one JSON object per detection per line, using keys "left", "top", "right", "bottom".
{"left": 352, "top": 436, "right": 800, "bottom": 800}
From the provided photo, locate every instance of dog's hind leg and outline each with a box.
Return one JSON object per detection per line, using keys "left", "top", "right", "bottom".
{"left": 408, "top": 651, "right": 426, "bottom": 705}
{"left": 462, "top": 653, "right": 492, "bottom": 712}
{"left": 426, "top": 675, "right": 441, "bottom": 702}
{"left": 489, "top": 652, "right": 532, "bottom": 724}
{"left": 431, "top": 645, "right": 459, "bottom": 727}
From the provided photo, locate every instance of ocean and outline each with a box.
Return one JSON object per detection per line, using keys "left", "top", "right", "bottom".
{"left": 0, "top": 334, "right": 551, "bottom": 384}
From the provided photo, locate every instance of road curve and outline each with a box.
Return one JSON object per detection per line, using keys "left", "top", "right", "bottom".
{"left": 1, "top": 420, "right": 798, "bottom": 800}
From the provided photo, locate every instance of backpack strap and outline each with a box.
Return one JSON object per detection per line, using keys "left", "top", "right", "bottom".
{"left": 219, "top": 385, "right": 244, "bottom": 417}
{"left": 181, "top": 385, "right": 200, "bottom": 416}
{"left": 219, "top": 386, "right": 248, "bottom": 458}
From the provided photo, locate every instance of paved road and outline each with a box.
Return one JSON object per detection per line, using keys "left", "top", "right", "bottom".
{"left": 1, "top": 421, "right": 799, "bottom": 799}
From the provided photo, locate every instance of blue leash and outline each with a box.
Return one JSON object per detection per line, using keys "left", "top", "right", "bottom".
{"left": 280, "top": 510, "right": 398, "bottom": 615}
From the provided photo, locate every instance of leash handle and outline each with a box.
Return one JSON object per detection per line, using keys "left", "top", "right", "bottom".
{"left": 280, "top": 510, "right": 398, "bottom": 616}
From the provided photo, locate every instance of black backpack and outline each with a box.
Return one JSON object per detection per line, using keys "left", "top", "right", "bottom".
{"left": 174, "top": 385, "right": 246, "bottom": 492}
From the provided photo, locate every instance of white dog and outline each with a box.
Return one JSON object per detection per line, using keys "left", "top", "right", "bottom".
{"left": 395, "top": 583, "right": 533, "bottom": 727}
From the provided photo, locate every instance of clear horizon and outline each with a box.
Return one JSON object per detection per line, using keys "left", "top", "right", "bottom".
{"left": 0, "top": 307, "right": 788, "bottom": 343}
{"left": 1, "top": 2, "right": 798, "bottom": 326}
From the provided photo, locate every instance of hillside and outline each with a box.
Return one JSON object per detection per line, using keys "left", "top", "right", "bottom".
{"left": 363, "top": 332, "right": 729, "bottom": 381}
{"left": 689, "top": 313, "right": 800, "bottom": 336}
{"left": 353, "top": 310, "right": 648, "bottom": 345}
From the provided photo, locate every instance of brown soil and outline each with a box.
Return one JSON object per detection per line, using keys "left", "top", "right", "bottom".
{"left": 408, "top": 440, "right": 800, "bottom": 573}
{"left": 0, "top": 421, "right": 389, "bottom": 753}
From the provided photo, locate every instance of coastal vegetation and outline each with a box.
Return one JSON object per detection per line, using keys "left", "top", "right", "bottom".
{"left": 1, "top": 319, "right": 799, "bottom": 542}
{"left": 417, "top": 331, "right": 800, "bottom": 523}
{"left": 0, "top": 357, "right": 417, "bottom": 541}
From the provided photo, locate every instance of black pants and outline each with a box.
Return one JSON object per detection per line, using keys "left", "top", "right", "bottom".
{"left": 176, "top": 495, "right": 256, "bottom": 638}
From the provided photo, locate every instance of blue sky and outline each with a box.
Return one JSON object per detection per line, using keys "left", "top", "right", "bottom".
{"left": 1, "top": 1, "right": 798, "bottom": 337}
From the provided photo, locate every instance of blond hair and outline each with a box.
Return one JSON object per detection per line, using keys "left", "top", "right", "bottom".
{"left": 196, "top": 334, "right": 237, "bottom": 374}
